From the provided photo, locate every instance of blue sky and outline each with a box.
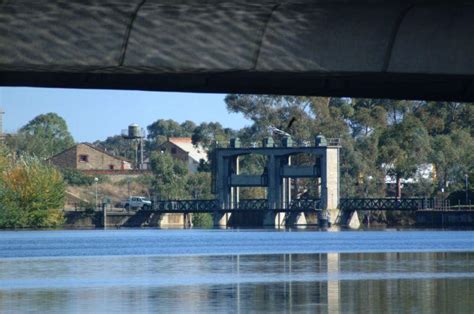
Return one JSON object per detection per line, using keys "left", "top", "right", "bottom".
{"left": 0, "top": 87, "right": 250, "bottom": 142}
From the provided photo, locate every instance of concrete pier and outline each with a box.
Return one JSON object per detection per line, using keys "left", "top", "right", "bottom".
{"left": 213, "top": 212, "right": 231, "bottom": 227}
{"left": 263, "top": 211, "right": 287, "bottom": 227}
{"left": 64, "top": 211, "right": 190, "bottom": 228}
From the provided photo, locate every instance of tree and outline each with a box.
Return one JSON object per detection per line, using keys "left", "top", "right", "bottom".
{"left": 11, "top": 113, "right": 74, "bottom": 159}
{"left": 94, "top": 135, "right": 135, "bottom": 160}
{"left": 225, "top": 95, "right": 315, "bottom": 143}
{"left": 0, "top": 156, "right": 65, "bottom": 228}
{"left": 378, "top": 115, "right": 431, "bottom": 197}
{"left": 191, "top": 122, "right": 236, "bottom": 148}
{"left": 146, "top": 119, "right": 196, "bottom": 150}
{"left": 149, "top": 152, "right": 188, "bottom": 200}
{"left": 186, "top": 172, "right": 213, "bottom": 199}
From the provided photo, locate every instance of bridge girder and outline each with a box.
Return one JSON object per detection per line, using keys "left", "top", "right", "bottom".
{"left": 1, "top": 1, "right": 474, "bottom": 101}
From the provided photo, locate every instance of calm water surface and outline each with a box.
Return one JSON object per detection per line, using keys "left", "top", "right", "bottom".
{"left": 0, "top": 229, "right": 473, "bottom": 313}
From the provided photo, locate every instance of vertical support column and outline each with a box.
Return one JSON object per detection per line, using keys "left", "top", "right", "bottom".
{"left": 264, "top": 154, "right": 285, "bottom": 227}
{"left": 215, "top": 151, "right": 225, "bottom": 209}
{"left": 214, "top": 153, "right": 231, "bottom": 227}
{"left": 280, "top": 155, "right": 294, "bottom": 227}
{"left": 320, "top": 146, "right": 341, "bottom": 226}
{"left": 282, "top": 155, "right": 292, "bottom": 210}
{"left": 267, "top": 154, "right": 276, "bottom": 210}
{"left": 230, "top": 156, "right": 239, "bottom": 209}
{"left": 264, "top": 154, "right": 276, "bottom": 226}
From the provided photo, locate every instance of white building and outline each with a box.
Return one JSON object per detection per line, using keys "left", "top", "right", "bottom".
{"left": 160, "top": 137, "right": 208, "bottom": 173}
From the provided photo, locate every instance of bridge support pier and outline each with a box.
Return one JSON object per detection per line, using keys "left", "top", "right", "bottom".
{"left": 337, "top": 210, "right": 361, "bottom": 229}
{"left": 157, "top": 213, "right": 186, "bottom": 228}
{"left": 263, "top": 211, "right": 286, "bottom": 227}
{"left": 328, "top": 208, "right": 341, "bottom": 226}
{"left": 213, "top": 211, "right": 231, "bottom": 228}
{"left": 184, "top": 213, "right": 193, "bottom": 228}
{"left": 285, "top": 212, "right": 307, "bottom": 227}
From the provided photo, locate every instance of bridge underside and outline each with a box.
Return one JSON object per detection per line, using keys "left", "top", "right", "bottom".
{"left": 1, "top": 1, "right": 474, "bottom": 101}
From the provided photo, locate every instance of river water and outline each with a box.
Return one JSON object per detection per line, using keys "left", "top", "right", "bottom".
{"left": 0, "top": 229, "right": 473, "bottom": 313}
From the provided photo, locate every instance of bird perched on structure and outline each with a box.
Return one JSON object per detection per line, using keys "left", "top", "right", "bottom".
{"left": 267, "top": 126, "right": 291, "bottom": 137}
{"left": 287, "top": 117, "right": 297, "bottom": 130}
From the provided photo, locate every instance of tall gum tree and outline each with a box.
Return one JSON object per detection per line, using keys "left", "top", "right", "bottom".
{"left": 378, "top": 115, "right": 431, "bottom": 198}
{"left": 11, "top": 113, "right": 74, "bottom": 159}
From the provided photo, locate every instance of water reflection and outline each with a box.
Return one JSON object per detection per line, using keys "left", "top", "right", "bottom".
{"left": 1, "top": 252, "right": 473, "bottom": 313}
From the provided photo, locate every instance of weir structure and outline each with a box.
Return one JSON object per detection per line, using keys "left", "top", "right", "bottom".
{"left": 211, "top": 135, "right": 340, "bottom": 227}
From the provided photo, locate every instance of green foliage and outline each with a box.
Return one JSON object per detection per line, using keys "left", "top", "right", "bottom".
{"left": 192, "top": 122, "right": 237, "bottom": 148}
{"left": 150, "top": 152, "right": 189, "bottom": 200}
{"left": 150, "top": 151, "right": 216, "bottom": 202}
{"left": 8, "top": 113, "right": 74, "bottom": 159}
{"left": 0, "top": 156, "right": 65, "bottom": 228}
{"left": 147, "top": 119, "right": 196, "bottom": 150}
{"left": 225, "top": 96, "right": 473, "bottom": 198}
{"left": 378, "top": 115, "right": 431, "bottom": 191}
{"left": 93, "top": 135, "right": 135, "bottom": 161}
{"left": 186, "top": 172, "right": 213, "bottom": 199}
{"left": 192, "top": 213, "right": 213, "bottom": 228}
{"left": 133, "top": 174, "right": 155, "bottom": 186}
{"left": 61, "top": 168, "right": 95, "bottom": 186}
{"left": 60, "top": 169, "right": 109, "bottom": 186}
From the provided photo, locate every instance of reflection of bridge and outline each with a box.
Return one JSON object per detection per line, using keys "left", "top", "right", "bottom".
{"left": 151, "top": 198, "right": 431, "bottom": 213}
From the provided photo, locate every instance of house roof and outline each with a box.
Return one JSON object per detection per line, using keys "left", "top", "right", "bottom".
{"left": 47, "top": 143, "right": 131, "bottom": 163}
{"left": 168, "top": 137, "right": 208, "bottom": 163}
{"left": 80, "top": 143, "right": 132, "bottom": 163}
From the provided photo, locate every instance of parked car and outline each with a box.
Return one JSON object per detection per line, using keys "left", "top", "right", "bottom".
{"left": 121, "top": 196, "right": 152, "bottom": 211}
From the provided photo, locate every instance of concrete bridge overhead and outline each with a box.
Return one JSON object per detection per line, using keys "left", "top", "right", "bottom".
{"left": 1, "top": 0, "right": 474, "bottom": 101}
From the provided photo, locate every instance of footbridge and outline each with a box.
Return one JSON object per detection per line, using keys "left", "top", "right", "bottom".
{"left": 151, "top": 197, "right": 430, "bottom": 213}
{"left": 148, "top": 197, "right": 432, "bottom": 228}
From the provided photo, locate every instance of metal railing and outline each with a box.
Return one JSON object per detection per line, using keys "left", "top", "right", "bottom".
{"left": 236, "top": 199, "right": 268, "bottom": 210}
{"left": 327, "top": 138, "right": 341, "bottom": 146}
{"left": 152, "top": 198, "right": 322, "bottom": 212}
{"left": 289, "top": 199, "right": 321, "bottom": 211}
{"left": 150, "top": 197, "right": 467, "bottom": 213}
{"left": 153, "top": 199, "right": 220, "bottom": 212}
{"left": 339, "top": 198, "right": 429, "bottom": 211}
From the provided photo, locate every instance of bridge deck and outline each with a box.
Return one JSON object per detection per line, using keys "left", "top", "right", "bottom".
{"left": 150, "top": 199, "right": 322, "bottom": 213}
{"left": 148, "top": 198, "right": 430, "bottom": 213}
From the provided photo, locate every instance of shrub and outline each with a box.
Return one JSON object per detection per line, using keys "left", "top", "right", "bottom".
{"left": 61, "top": 168, "right": 95, "bottom": 186}
{"left": 192, "top": 213, "right": 213, "bottom": 228}
{"left": 0, "top": 157, "right": 65, "bottom": 228}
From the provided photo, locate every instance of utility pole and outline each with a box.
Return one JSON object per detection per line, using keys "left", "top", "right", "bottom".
{"left": 94, "top": 177, "right": 99, "bottom": 209}
{"left": 466, "top": 174, "right": 469, "bottom": 207}
{"left": 95, "top": 177, "right": 106, "bottom": 229}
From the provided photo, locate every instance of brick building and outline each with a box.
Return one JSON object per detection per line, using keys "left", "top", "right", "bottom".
{"left": 159, "top": 137, "right": 207, "bottom": 173}
{"left": 48, "top": 143, "right": 132, "bottom": 171}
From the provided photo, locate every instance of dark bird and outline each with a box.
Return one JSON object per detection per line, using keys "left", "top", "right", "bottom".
{"left": 287, "top": 117, "right": 297, "bottom": 129}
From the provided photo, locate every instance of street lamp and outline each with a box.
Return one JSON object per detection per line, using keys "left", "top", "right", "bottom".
{"left": 95, "top": 177, "right": 106, "bottom": 229}
{"left": 94, "top": 177, "right": 99, "bottom": 209}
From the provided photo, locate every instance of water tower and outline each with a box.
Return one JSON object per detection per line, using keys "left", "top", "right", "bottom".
{"left": 122, "top": 123, "right": 145, "bottom": 169}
